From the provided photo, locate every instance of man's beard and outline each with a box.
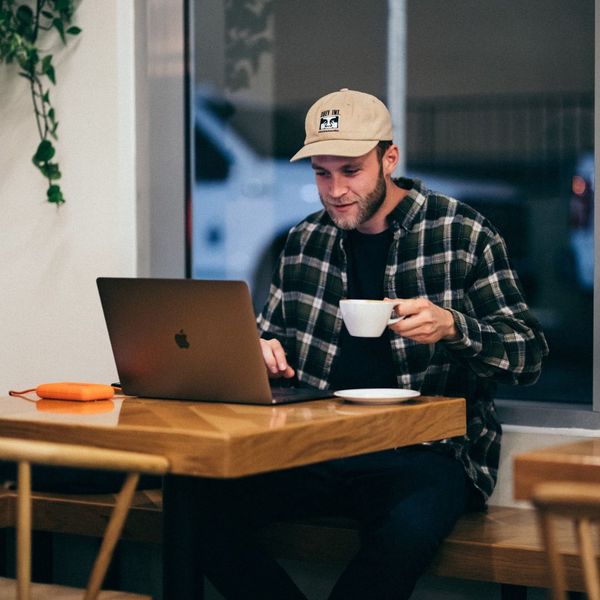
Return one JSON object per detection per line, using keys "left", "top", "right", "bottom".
{"left": 320, "top": 166, "right": 387, "bottom": 230}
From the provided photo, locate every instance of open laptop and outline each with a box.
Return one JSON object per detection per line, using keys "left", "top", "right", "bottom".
{"left": 96, "top": 278, "right": 333, "bottom": 405}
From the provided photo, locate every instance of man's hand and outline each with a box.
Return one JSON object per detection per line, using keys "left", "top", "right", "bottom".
{"left": 259, "top": 338, "right": 296, "bottom": 379}
{"left": 386, "top": 297, "right": 458, "bottom": 344}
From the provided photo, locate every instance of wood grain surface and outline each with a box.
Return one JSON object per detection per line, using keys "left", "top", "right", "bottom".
{"left": 0, "top": 395, "right": 465, "bottom": 477}
{"left": 514, "top": 439, "right": 600, "bottom": 501}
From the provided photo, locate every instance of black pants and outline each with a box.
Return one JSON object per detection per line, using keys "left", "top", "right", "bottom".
{"left": 177, "top": 446, "right": 469, "bottom": 600}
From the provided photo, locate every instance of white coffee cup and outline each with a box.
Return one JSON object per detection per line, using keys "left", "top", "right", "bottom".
{"left": 339, "top": 299, "right": 403, "bottom": 337}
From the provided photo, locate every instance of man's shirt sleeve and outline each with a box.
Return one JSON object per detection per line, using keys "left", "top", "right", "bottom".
{"left": 444, "top": 232, "right": 549, "bottom": 385}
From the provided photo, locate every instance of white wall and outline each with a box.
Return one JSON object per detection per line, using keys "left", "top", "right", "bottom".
{"left": 492, "top": 427, "right": 590, "bottom": 507}
{"left": 0, "top": 2, "right": 136, "bottom": 390}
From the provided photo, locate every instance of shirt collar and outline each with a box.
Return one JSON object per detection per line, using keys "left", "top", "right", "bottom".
{"left": 387, "top": 177, "right": 429, "bottom": 233}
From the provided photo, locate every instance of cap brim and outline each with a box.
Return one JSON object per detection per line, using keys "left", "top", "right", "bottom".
{"left": 290, "top": 139, "right": 379, "bottom": 162}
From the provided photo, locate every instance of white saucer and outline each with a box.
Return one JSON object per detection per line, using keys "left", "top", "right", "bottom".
{"left": 334, "top": 388, "right": 421, "bottom": 404}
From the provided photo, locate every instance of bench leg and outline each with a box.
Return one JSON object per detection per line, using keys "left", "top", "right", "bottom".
{"left": 500, "top": 583, "right": 527, "bottom": 600}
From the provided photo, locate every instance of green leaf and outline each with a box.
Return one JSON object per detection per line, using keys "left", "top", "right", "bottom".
{"left": 16, "top": 5, "right": 33, "bottom": 26}
{"left": 15, "top": 4, "right": 34, "bottom": 41}
{"left": 42, "top": 90, "right": 50, "bottom": 103}
{"left": 52, "top": 0, "right": 72, "bottom": 12}
{"left": 41, "top": 11, "right": 55, "bottom": 20}
{"left": 41, "top": 54, "right": 56, "bottom": 83}
{"left": 24, "top": 47, "right": 38, "bottom": 69}
{"left": 52, "top": 18, "right": 65, "bottom": 43}
{"left": 66, "top": 25, "right": 81, "bottom": 35}
{"left": 46, "top": 163, "right": 61, "bottom": 179}
{"left": 38, "top": 161, "right": 61, "bottom": 180}
{"left": 47, "top": 184, "right": 65, "bottom": 205}
{"left": 32, "top": 139, "right": 55, "bottom": 164}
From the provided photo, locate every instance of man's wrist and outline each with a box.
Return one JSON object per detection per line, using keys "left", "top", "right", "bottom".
{"left": 443, "top": 309, "right": 459, "bottom": 341}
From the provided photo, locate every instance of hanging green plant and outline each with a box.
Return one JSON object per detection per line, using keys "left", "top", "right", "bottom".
{"left": 0, "top": 0, "right": 81, "bottom": 205}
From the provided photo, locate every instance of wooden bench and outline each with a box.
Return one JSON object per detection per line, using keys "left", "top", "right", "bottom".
{"left": 258, "top": 506, "right": 585, "bottom": 599}
{"left": 0, "top": 489, "right": 588, "bottom": 598}
{"left": 0, "top": 487, "right": 163, "bottom": 585}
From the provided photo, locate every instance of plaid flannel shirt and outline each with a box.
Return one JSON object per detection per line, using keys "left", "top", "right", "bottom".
{"left": 258, "top": 178, "right": 549, "bottom": 503}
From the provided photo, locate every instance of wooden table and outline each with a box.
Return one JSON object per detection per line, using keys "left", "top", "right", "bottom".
{"left": 514, "top": 439, "right": 600, "bottom": 501}
{"left": 0, "top": 393, "right": 465, "bottom": 598}
{"left": 0, "top": 394, "right": 466, "bottom": 477}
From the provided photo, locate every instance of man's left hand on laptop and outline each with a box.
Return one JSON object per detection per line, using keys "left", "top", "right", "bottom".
{"left": 259, "top": 338, "right": 295, "bottom": 379}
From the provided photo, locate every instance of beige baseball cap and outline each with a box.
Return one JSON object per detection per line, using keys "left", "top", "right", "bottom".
{"left": 290, "top": 88, "right": 393, "bottom": 162}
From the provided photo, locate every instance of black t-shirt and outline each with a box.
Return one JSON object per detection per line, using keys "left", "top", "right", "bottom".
{"left": 329, "top": 228, "right": 397, "bottom": 390}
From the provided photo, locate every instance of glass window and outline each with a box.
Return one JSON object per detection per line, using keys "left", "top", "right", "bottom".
{"left": 191, "top": 0, "right": 389, "bottom": 312}
{"left": 190, "top": 0, "right": 594, "bottom": 404}
{"left": 405, "top": 0, "right": 594, "bottom": 403}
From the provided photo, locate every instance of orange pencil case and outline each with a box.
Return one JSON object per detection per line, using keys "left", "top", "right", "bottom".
{"left": 9, "top": 382, "right": 116, "bottom": 402}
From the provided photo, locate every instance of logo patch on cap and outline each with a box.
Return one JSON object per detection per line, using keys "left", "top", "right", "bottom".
{"left": 319, "top": 109, "right": 340, "bottom": 132}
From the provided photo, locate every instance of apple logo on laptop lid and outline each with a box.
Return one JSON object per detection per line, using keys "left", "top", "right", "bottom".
{"left": 174, "top": 329, "right": 190, "bottom": 349}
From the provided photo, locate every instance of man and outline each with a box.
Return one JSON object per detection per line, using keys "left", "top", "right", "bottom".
{"left": 194, "top": 88, "right": 548, "bottom": 599}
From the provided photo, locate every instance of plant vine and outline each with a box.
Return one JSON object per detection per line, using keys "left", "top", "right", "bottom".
{"left": 0, "top": 0, "right": 81, "bottom": 205}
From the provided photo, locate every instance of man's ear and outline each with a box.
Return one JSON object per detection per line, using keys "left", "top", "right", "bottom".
{"left": 382, "top": 144, "right": 400, "bottom": 176}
